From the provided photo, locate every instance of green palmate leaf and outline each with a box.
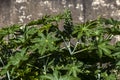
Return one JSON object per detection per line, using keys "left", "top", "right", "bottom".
{"left": 39, "top": 24, "right": 52, "bottom": 32}
{"left": 0, "top": 25, "right": 20, "bottom": 40}
{"left": 9, "top": 48, "right": 28, "bottom": 65}
{"left": 112, "top": 52, "right": 120, "bottom": 59}
{"left": 31, "top": 32, "right": 58, "bottom": 55}
{"left": 59, "top": 76, "right": 80, "bottom": 80}
{"left": 73, "top": 20, "right": 99, "bottom": 39}
{"left": 40, "top": 70, "right": 59, "bottom": 80}
{"left": 25, "top": 27, "right": 38, "bottom": 35}
{"left": 101, "top": 72, "right": 117, "bottom": 80}
{"left": 40, "top": 70, "right": 80, "bottom": 80}
{"left": 0, "top": 48, "right": 28, "bottom": 75}
{"left": 100, "top": 47, "right": 111, "bottom": 56}
{"left": 98, "top": 49, "right": 103, "bottom": 58}
{"left": 97, "top": 38, "right": 114, "bottom": 58}
{"left": 63, "top": 61, "right": 83, "bottom": 77}
{"left": 103, "top": 18, "right": 120, "bottom": 26}
{"left": 13, "top": 36, "right": 25, "bottom": 44}
{"left": 107, "top": 74, "right": 117, "bottom": 80}
{"left": 116, "top": 61, "right": 120, "bottom": 66}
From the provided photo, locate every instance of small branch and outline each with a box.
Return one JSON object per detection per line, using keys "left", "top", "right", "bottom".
{"left": 61, "top": 36, "right": 72, "bottom": 54}
{"left": 71, "top": 42, "right": 79, "bottom": 54}
{"left": 38, "top": 54, "right": 52, "bottom": 59}
{"left": 73, "top": 47, "right": 90, "bottom": 55}
{"left": 0, "top": 57, "right": 4, "bottom": 66}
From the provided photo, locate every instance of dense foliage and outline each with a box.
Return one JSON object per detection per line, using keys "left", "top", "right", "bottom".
{"left": 0, "top": 10, "right": 120, "bottom": 80}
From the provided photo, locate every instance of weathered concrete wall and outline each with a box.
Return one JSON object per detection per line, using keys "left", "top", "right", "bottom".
{"left": 0, "top": 0, "right": 120, "bottom": 27}
{"left": 0, "top": 0, "right": 11, "bottom": 27}
{"left": 84, "top": 0, "right": 120, "bottom": 21}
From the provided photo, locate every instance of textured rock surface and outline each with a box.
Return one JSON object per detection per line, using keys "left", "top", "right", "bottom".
{"left": 0, "top": 0, "right": 120, "bottom": 27}
{"left": 84, "top": 0, "right": 120, "bottom": 21}
{"left": 0, "top": 0, "right": 84, "bottom": 27}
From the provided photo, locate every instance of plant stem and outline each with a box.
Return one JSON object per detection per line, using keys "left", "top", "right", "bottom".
{"left": 0, "top": 57, "right": 11, "bottom": 80}
{"left": 73, "top": 47, "right": 90, "bottom": 55}
{"left": 38, "top": 54, "right": 52, "bottom": 59}
{"left": 71, "top": 42, "right": 79, "bottom": 54}
{"left": 61, "top": 36, "right": 72, "bottom": 54}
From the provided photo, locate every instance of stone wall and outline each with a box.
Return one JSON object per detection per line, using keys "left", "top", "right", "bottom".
{"left": 0, "top": 0, "right": 120, "bottom": 27}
